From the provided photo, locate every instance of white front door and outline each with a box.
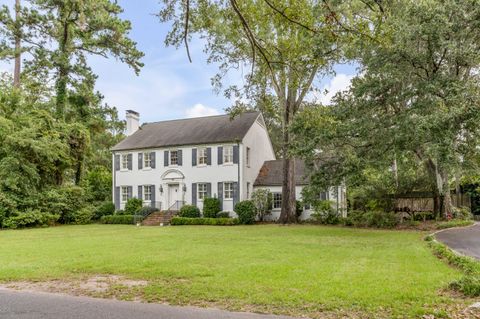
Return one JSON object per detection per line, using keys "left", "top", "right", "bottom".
{"left": 168, "top": 184, "right": 180, "bottom": 208}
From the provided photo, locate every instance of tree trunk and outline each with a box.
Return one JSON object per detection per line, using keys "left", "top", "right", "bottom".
{"left": 278, "top": 100, "right": 297, "bottom": 224}
{"left": 441, "top": 170, "right": 454, "bottom": 218}
{"left": 13, "top": 0, "right": 21, "bottom": 88}
{"left": 55, "top": 13, "right": 71, "bottom": 119}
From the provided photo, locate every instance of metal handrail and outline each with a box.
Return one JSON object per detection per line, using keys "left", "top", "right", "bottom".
{"left": 134, "top": 202, "right": 162, "bottom": 224}
{"left": 167, "top": 200, "right": 185, "bottom": 211}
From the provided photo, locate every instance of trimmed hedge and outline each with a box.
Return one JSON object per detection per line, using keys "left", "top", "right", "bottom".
{"left": 217, "top": 211, "right": 230, "bottom": 218}
{"left": 171, "top": 217, "right": 239, "bottom": 226}
{"left": 234, "top": 200, "right": 256, "bottom": 224}
{"left": 179, "top": 205, "right": 201, "bottom": 218}
{"left": 100, "top": 215, "right": 137, "bottom": 225}
{"left": 203, "top": 198, "right": 221, "bottom": 218}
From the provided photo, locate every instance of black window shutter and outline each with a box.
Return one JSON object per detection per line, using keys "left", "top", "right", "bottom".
{"left": 207, "top": 183, "right": 212, "bottom": 198}
{"left": 217, "top": 182, "right": 223, "bottom": 210}
{"left": 150, "top": 185, "right": 156, "bottom": 208}
{"left": 218, "top": 147, "right": 223, "bottom": 165}
{"left": 114, "top": 154, "right": 120, "bottom": 171}
{"left": 138, "top": 153, "right": 143, "bottom": 170}
{"left": 138, "top": 185, "right": 143, "bottom": 200}
{"left": 150, "top": 152, "right": 156, "bottom": 169}
{"left": 178, "top": 150, "right": 183, "bottom": 166}
{"left": 233, "top": 145, "right": 239, "bottom": 164}
{"left": 207, "top": 148, "right": 212, "bottom": 165}
{"left": 192, "top": 183, "right": 197, "bottom": 207}
{"left": 192, "top": 148, "right": 197, "bottom": 166}
{"left": 127, "top": 186, "right": 133, "bottom": 199}
{"left": 127, "top": 154, "right": 133, "bottom": 170}
{"left": 233, "top": 182, "right": 239, "bottom": 208}
{"left": 164, "top": 151, "right": 169, "bottom": 166}
{"left": 114, "top": 187, "right": 120, "bottom": 210}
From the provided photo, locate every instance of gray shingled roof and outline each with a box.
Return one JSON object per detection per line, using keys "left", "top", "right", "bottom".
{"left": 254, "top": 159, "right": 309, "bottom": 186}
{"left": 112, "top": 111, "right": 260, "bottom": 151}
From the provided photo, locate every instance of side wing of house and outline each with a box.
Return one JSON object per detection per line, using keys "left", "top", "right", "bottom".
{"left": 240, "top": 113, "right": 276, "bottom": 201}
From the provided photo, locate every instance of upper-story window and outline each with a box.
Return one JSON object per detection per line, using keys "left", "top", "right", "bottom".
{"left": 198, "top": 183, "right": 207, "bottom": 200}
{"left": 143, "top": 185, "right": 151, "bottom": 201}
{"left": 273, "top": 193, "right": 282, "bottom": 209}
{"left": 246, "top": 147, "right": 251, "bottom": 167}
{"left": 121, "top": 154, "right": 129, "bottom": 170}
{"left": 198, "top": 147, "right": 207, "bottom": 165}
{"left": 223, "top": 146, "right": 233, "bottom": 164}
{"left": 144, "top": 152, "right": 152, "bottom": 168}
{"left": 224, "top": 182, "right": 233, "bottom": 199}
{"left": 170, "top": 150, "right": 178, "bottom": 165}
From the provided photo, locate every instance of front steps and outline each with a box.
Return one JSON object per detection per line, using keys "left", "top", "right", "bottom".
{"left": 141, "top": 211, "right": 178, "bottom": 226}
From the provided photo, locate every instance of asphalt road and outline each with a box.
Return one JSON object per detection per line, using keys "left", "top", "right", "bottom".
{"left": 0, "top": 288, "right": 297, "bottom": 319}
{"left": 436, "top": 223, "right": 480, "bottom": 259}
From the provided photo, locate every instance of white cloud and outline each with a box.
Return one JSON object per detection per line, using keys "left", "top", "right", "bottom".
{"left": 185, "top": 103, "right": 220, "bottom": 118}
{"left": 317, "top": 73, "right": 354, "bottom": 105}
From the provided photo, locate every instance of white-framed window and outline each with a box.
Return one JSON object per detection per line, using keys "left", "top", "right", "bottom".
{"left": 198, "top": 183, "right": 207, "bottom": 200}
{"left": 273, "top": 193, "right": 282, "bottom": 209}
{"left": 198, "top": 147, "right": 207, "bottom": 165}
{"left": 121, "top": 154, "right": 129, "bottom": 170}
{"left": 223, "top": 145, "right": 233, "bottom": 164}
{"left": 144, "top": 185, "right": 152, "bottom": 201}
{"left": 121, "top": 186, "right": 129, "bottom": 202}
{"left": 224, "top": 182, "right": 233, "bottom": 199}
{"left": 143, "top": 152, "right": 152, "bottom": 168}
{"left": 320, "top": 191, "right": 329, "bottom": 201}
{"left": 170, "top": 150, "right": 178, "bottom": 165}
{"left": 246, "top": 147, "right": 250, "bottom": 167}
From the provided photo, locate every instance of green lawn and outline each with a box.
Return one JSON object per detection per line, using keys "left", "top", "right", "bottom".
{"left": 0, "top": 225, "right": 466, "bottom": 318}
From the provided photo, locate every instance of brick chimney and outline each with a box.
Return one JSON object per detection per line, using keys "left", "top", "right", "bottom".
{"left": 126, "top": 110, "right": 140, "bottom": 136}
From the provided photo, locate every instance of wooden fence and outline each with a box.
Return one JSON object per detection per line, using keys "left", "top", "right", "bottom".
{"left": 394, "top": 193, "right": 470, "bottom": 213}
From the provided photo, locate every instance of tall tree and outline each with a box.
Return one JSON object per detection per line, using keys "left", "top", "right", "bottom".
{"left": 13, "top": 0, "right": 21, "bottom": 87}
{"left": 27, "top": 0, "right": 144, "bottom": 119}
{"left": 292, "top": 0, "right": 480, "bottom": 217}
{"left": 159, "top": 0, "right": 364, "bottom": 222}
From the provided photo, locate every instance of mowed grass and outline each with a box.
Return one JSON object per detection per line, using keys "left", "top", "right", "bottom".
{"left": 0, "top": 225, "right": 465, "bottom": 317}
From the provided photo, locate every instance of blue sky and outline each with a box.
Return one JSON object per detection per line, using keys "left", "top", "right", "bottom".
{"left": 0, "top": 0, "right": 357, "bottom": 123}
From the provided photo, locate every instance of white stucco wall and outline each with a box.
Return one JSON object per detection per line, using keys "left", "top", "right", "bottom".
{"left": 253, "top": 185, "right": 347, "bottom": 221}
{"left": 241, "top": 115, "right": 276, "bottom": 201}
{"left": 113, "top": 143, "right": 239, "bottom": 213}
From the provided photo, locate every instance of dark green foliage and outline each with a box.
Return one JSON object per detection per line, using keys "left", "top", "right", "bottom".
{"left": 70, "top": 206, "right": 95, "bottom": 225}
{"left": 179, "top": 205, "right": 201, "bottom": 218}
{"left": 171, "top": 217, "right": 239, "bottom": 226}
{"left": 93, "top": 202, "right": 115, "bottom": 220}
{"left": 452, "top": 207, "right": 473, "bottom": 221}
{"left": 343, "top": 210, "right": 399, "bottom": 228}
{"left": 310, "top": 200, "right": 340, "bottom": 225}
{"left": 115, "top": 210, "right": 126, "bottom": 215}
{"left": 216, "top": 211, "right": 230, "bottom": 218}
{"left": 84, "top": 166, "right": 112, "bottom": 202}
{"left": 124, "top": 198, "right": 143, "bottom": 215}
{"left": 138, "top": 206, "right": 158, "bottom": 217}
{"left": 234, "top": 200, "right": 256, "bottom": 225}
{"left": 100, "top": 215, "right": 136, "bottom": 225}
{"left": 2, "top": 211, "right": 59, "bottom": 229}
{"left": 435, "top": 220, "right": 474, "bottom": 230}
{"left": 38, "top": 186, "right": 86, "bottom": 224}
{"left": 202, "top": 197, "right": 221, "bottom": 218}
{"left": 296, "top": 200, "right": 303, "bottom": 218}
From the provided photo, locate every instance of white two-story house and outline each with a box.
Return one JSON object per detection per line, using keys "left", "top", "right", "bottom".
{"left": 111, "top": 110, "right": 346, "bottom": 220}
{"left": 112, "top": 110, "right": 276, "bottom": 213}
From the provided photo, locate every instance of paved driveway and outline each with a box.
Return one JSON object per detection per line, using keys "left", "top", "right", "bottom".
{"left": 0, "top": 288, "right": 298, "bottom": 319}
{"left": 436, "top": 223, "right": 480, "bottom": 259}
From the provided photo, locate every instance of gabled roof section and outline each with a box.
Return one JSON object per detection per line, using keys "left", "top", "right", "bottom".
{"left": 254, "top": 159, "right": 308, "bottom": 186}
{"left": 112, "top": 111, "right": 261, "bottom": 151}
